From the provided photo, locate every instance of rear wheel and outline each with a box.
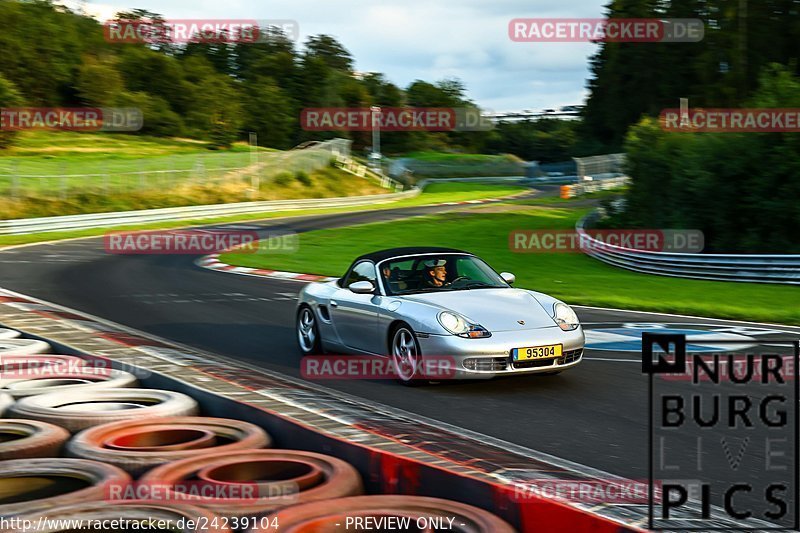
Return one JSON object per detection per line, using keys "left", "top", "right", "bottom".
{"left": 297, "top": 306, "right": 321, "bottom": 354}
{"left": 390, "top": 325, "right": 426, "bottom": 386}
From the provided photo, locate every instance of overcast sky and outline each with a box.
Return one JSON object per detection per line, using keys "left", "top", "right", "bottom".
{"left": 75, "top": 0, "right": 608, "bottom": 112}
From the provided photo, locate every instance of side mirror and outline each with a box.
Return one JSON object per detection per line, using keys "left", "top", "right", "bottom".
{"left": 349, "top": 280, "right": 375, "bottom": 294}
{"left": 500, "top": 272, "right": 516, "bottom": 285}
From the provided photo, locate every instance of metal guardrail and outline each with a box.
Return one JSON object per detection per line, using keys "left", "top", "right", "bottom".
{"left": 560, "top": 176, "right": 629, "bottom": 197}
{"left": 0, "top": 190, "right": 419, "bottom": 235}
{"left": 576, "top": 214, "right": 800, "bottom": 285}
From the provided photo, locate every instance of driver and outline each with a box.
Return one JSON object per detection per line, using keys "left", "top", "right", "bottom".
{"left": 423, "top": 259, "right": 450, "bottom": 288}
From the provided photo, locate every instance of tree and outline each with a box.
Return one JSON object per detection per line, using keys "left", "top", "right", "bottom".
{"left": 241, "top": 76, "right": 296, "bottom": 149}
{"left": 116, "top": 91, "right": 184, "bottom": 137}
{"left": 303, "top": 35, "right": 353, "bottom": 72}
{"left": 75, "top": 56, "right": 124, "bottom": 106}
{"left": 0, "top": 74, "right": 24, "bottom": 149}
{"left": 361, "top": 73, "right": 403, "bottom": 106}
{"left": 180, "top": 56, "right": 243, "bottom": 141}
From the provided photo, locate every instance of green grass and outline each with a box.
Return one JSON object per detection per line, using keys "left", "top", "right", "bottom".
{"left": 0, "top": 182, "right": 525, "bottom": 247}
{"left": 388, "top": 182, "right": 524, "bottom": 206}
{"left": 221, "top": 205, "right": 800, "bottom": 326}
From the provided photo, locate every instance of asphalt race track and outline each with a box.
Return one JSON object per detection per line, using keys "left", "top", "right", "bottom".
{"left": 1, "top": 193, "right": 799, "bottom": 522}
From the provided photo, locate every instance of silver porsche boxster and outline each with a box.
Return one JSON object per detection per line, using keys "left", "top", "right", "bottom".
{"left": 296, "top": 247, "right": 584, "bottom": 384}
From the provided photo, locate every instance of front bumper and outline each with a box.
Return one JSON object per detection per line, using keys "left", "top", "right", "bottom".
{"left": 416, "top": 326, "right": 585, "bottom": 378}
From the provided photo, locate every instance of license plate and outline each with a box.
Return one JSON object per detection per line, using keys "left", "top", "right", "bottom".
{"left": 513, "top": 344, "right": 562, "bottom": 361}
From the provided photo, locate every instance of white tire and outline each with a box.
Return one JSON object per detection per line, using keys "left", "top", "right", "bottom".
{"left": 0, "top": 339, "right": 51, "bottom": 356}
{"left": 0, "top": 393, "right": 12, "bottom": 417}
{"left": 9, "top": 388, "right": 200, "bottom": 433}
{"left": 0, "top": 368, "right": 138, "bottom": 398}
{"left": 0, "top": 329, "right": 21, "bottom": 340}
{"left": 0, "top": 355, "right": 87, "bottom": 376}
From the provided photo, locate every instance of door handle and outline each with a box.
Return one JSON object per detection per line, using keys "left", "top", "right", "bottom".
{"left": 330, "top": 300, "right": 338, "bottom": 308}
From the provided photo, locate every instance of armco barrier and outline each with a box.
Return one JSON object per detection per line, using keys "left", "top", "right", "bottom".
{"left": 0, "top": 190, "right": 419, "bottom": 236}
{"left": 559, "top": 176, "right": 629, "bottom": 199}
{"left": 577, "top": 214, "right": 800, "bottom": 284}
{"left": 0, "top": 287, "right": 643, "bottom": 532}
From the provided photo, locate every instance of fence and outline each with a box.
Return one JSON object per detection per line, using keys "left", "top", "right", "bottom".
{"left": 386, "top": 157, "right": 526, "bottom": 185}
{"left": 560, "top": 176, "right": 630, "bottom": 198}
{"left": 573, "top": 153, "right": 626, "bottom": 180}
{"left": 577, "top": 213, "right": 800, "bottom": 285}
{"left": 0, "top": 138, "right": 353, "bottom": 200}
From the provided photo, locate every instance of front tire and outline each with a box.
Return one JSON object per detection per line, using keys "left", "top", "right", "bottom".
{"left": 390, "top": 324, "right": 426, "bottom": 386}
{"left": 297, "top": 305, "right": 321, "bottom": 354}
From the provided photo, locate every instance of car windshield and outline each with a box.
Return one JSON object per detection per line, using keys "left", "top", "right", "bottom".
{"left": 379, "top": 254, "right": 509, "bottom": 295}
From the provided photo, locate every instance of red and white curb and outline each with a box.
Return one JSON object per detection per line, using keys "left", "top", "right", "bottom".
{"left": 196, "top": 255, "right": 337, "bottom": 283}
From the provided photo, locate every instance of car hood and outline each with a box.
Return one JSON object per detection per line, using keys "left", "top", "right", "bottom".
{"left": 401, "top": 288, "right": 557, "bottom": 332}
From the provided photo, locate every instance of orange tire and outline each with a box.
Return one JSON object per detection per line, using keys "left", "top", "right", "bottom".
{"left": 0, "top": 419, "right": 70, "bottom": 459}
{"left": 0, "top": 458, "right": 131, "bottom": 516}
{"left": 140, "top": 449, "right": 363, "bottom": 517}
{"left": 67, "top": 416, "right": 271, "bottom": 476}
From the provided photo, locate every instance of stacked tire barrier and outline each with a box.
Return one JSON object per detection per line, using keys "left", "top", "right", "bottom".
{"left": 0, "top": 328, "right": 517, "bottom": 532}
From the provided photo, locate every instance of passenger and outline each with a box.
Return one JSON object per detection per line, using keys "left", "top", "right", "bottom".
{"left": 423, "top": 259, "right": 450, "bottom": 288}
{"left": 382, "top": 265, "right": 406, "bottom": 291}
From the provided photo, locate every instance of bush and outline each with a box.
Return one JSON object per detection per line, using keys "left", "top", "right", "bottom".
{"left": 117, "top": 92, "right": 185, "bottom": 138}
{"left": 273, "top": 172, "right": 294, "bottom": 186}
{"left": 208, "top": 120, "right": 237, "bottom": 150}
{"left": 295, "top": 171, "right": 312, "bottom": 186}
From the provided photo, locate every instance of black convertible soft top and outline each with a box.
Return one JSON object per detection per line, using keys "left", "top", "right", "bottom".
{"left": 352, "top": 247, "right": 470, "bottom": 264}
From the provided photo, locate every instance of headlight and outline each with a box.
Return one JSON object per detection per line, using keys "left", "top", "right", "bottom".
{"left": 553, "top": 303, "right": 579, "bottom": 331}
{"left": 437, "top": 311, "right": 491, "bottom": 338}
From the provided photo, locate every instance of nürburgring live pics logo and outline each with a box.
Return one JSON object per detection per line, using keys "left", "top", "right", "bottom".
{"left": 643, "top": 332, "right": 799, "bottom": 530}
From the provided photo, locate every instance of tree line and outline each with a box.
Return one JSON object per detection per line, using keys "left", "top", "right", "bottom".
{"left": 587, "top": 0, "right": 800, "bottom": 253}
{"left": 0, "top": 2, "right": 469, "bottom": 152}
{"left": 0, "top": 1, "right": 607, "bottom": 162}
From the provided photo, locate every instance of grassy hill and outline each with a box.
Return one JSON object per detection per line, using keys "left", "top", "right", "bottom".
{"left": 0, "top": 131, "right": 387, "bottom": 219}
